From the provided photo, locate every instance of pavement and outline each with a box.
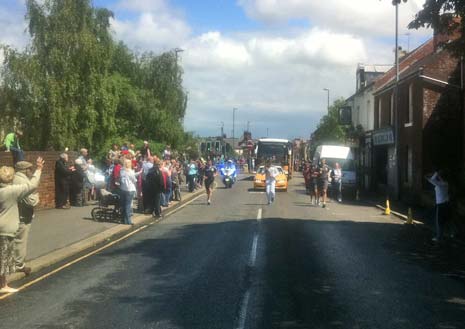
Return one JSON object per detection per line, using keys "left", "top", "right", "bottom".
{"left": 7, "top": 185, "right": 204, "bottom": 283}
{"left": 365, "top": 193, "right": 465, "bottom": 245}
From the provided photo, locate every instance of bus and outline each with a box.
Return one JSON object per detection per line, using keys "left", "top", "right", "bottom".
{"left": 255, "top": 138, "right": 293, "bottom": 178}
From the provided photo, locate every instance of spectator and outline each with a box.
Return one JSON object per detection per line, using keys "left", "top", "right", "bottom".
{"left": 121, "top": 142, "right": 129, "bottom": 152}
{"left": 171, "top": 159, "right": 182, "bottom": 201}
{"left": 110, "top": 158, "right": 122, "bottom": 194}
{"left": 146, "top": 159, "right": 163, "bottom": 218}
{"left": 55, "top": 153, "right": 74, "bottom": 209}
{"left": 108, "top": 144, "right": 119, "bottom": 160}
{"left": 120, "top": 159, "right": 140, "bottom": 225}
{"left": 128, "top": 143, "right": 136, "bottom": 156}
{"left": 187, "top": 160, "right": 198, "bottom": 192}
{"left": 163, "top": 145, "right": 171, "bottom": 160}
{"left": 86, "top": 159, "right": 97, "bottom": 202}
{"left": 160, "top": 161, "right": 170, "bottom": 207}
{"left": 142, "top": 156, "right": 154, "bottom": 213}
{"left": 0, "top": 157, "right": 44, "bottom": 293}
{"left": 140, "top": 141, "right": 151, "bottom": 160}
{"left": 13, "top": 161, "right": 39, "bottom": 276}
{"left": 3, "top": 130, "right": 24, "bottom": 165}
{"left": 197, "top": 160, "right": 205, "bottom": 187}
{"left": 78, "top": 148, "right": 88, "bottom": 163}
{"left": 70, "top": 159, "right": 86, "bottom": 207}
{"left": 426, "top": 170, "right": 451, "bottom": 242}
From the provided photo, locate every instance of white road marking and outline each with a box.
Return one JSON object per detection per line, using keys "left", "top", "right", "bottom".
{"left": 249, "top": 234, "right": 259, "bottom": 267}
{"left": 236, "top": 290, "right": 251, "bottom": 329}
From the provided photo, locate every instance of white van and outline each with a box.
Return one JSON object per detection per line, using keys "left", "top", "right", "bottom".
{"left": 312, "top": 145, "right": 357, "bottom": 190}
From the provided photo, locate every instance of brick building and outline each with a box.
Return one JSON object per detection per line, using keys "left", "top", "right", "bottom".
{"left": 371, "top": 35, "right": 463, "bottom": 203}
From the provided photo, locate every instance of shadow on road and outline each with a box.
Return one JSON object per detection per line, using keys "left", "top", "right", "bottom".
{"left": 39, "top": 219, "right": 465, "bottom": 329}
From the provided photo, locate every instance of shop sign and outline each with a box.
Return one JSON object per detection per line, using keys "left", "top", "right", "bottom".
{"left": 373, "top": 128, "right": 394, "bottom": 146}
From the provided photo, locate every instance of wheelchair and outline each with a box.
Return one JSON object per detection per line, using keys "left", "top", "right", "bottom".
{"left": 91, "top": 189, "right": 122, "bottom": 222}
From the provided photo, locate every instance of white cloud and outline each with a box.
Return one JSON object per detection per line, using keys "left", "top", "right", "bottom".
{"left": 0, "top": 0, "right": 435, "bottom": 138}
{"left": 238, "top": 0, "right": 428, "bottom": 37}
{"left": 181, "top": 28, "right": 367, "bottom": 137}
{"left": 110, "top": 0, "right": 191, "bottom": 52}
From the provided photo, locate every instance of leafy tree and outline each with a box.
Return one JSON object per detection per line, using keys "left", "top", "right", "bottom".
{"left": 310, "top": 98, "right": 363, "bottom": 157}
{"left": 408, "top": 0, "right": 465, "bottom": 57}
{"left": 1, "top": 0, "right": 190, "bottom": 157}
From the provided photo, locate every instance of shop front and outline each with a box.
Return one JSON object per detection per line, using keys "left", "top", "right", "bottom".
{"left": 372, "top": 127, "right": 396, "bottom": 195}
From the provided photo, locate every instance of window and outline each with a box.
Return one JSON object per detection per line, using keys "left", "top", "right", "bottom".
{"left": 390, "top": 92, "right": 394, "bottom": 125}
{"left": 378, "top": 99, "right": 382, "bottom": 128}
{"left": 367, "top": 99, "right": 372, "bottom": 129}
{"left": 405, "top": 146, "right": 413, "bottom": 185}
{"left": 406, "top": 84, "right": 413, "bottom": 125}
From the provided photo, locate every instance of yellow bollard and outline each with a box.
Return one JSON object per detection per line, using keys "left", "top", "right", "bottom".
{"left": 384, "top": 199, "right": 391, "bottom": 215}
{"left": 406, "top": 208, "right": 413, "bottom": 224}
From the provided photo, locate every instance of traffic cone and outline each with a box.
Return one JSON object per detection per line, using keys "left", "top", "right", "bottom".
{"left": 384, "top": 199, "right": 391, "bottom": 215}
{"left": 406, "top": 208, "right": 413, "bottom": 224}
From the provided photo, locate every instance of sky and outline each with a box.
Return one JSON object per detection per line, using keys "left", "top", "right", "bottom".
{"left": 0, "top": 0, "right": 431, "bottom": 140}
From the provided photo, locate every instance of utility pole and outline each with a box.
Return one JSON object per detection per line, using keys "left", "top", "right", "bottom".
{"left": 393, "top": 0, "right": 405, "bottom": 200}
{"left": 233, "top": 108, "right": 238, "bottom": 154}
{"left": 323, "top": 88, "right": 330, "bottom": 114}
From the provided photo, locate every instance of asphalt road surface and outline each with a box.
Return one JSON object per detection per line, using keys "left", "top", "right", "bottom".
{"left": 1, "top": 174, "right": 465, "bottom": 329}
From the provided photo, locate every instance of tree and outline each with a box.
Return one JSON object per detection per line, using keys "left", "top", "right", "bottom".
{"left": 309, "top": 98, "right": 364, "bottom": 157}
{"left": 1, "top": 0, "right": 190, "bottom": 156}
{"left": 408, "top": 0, "right": 465, "bottom": 57}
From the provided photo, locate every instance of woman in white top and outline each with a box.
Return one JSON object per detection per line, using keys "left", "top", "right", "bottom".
{"left": 120, "top": 159, "right": 140, "bottom": 225}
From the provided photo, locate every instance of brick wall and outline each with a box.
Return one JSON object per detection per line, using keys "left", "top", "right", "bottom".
{"left": 0, "top": 151, "right": 78, "bottom": 208}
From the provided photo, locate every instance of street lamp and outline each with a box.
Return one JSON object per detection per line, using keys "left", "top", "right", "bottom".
{"left": 233, "top": 108, "right": 238, "bottom": 154}
{"left": 323, "top": 88, "right": 330, "bottom": 114}
{"left": 392, "top": 0, "right": 406, "bottom": 200}
{"left": 174, "top": 47, "right": 184, "bottom": 61}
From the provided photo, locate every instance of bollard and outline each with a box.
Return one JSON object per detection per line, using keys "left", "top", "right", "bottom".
{"left": 355, "top": 189, "right": 360, "bottom": 201}
{"left": 384, "top": 199, "right": 391, "bottom": 216}
{"left": 406, "top": 208, "right": 413, "bottom": 224}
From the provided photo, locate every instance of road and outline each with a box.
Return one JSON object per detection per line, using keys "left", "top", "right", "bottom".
{"left": 1, "top": 174, "right": 465, "bottom": 329}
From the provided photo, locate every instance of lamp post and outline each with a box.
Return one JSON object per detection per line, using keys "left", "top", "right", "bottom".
{"left": 233, "top": 108, "right": 238, "bottom": 154}
{"left": 393, "top": 0, "right": 405, "bottom": 200}
{"left": 323, "top": 88, "right": 330, "bottom": 114}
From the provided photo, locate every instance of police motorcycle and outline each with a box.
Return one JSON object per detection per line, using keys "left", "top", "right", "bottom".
{"left": 220, "top": 160, "right": 237, "bottom": 188}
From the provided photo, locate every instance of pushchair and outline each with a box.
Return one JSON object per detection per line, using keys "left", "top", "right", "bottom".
{"left": 91, "top": 189, "right": 122, "bottom": 222}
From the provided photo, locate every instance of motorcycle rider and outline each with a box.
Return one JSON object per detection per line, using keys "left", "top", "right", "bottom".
{"left": 204, "top": 160, "right": 218, "bottom": 205}
{"left": 221, "top": 159, "right": 237, "bottom": 187}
